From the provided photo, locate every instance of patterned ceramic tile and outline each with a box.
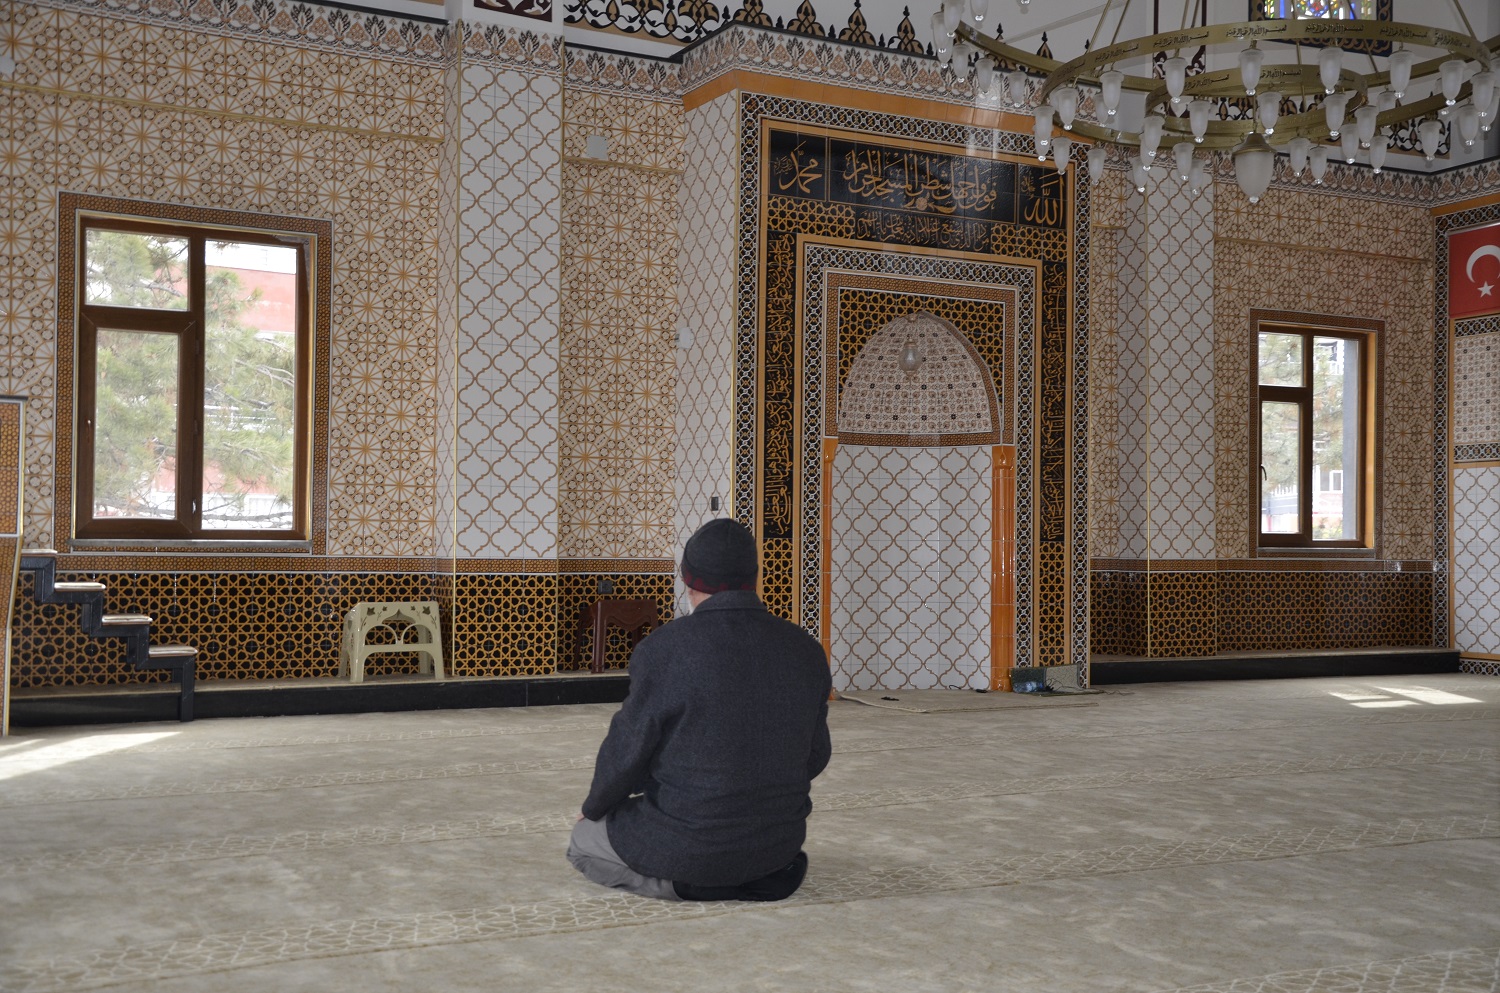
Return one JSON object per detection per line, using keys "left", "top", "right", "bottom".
{"left": 1453, "top": 329, "right": 1500, "bottom": 448}
{"left": 1451, "top": 467, "right": 1500, "bottom": 658}
{"left": 830, "top": 445, "right": 992, "bottom": 690}
{"left": 673, "top": 92, "right": 739, "bottom": 612}
{"left": 681, "top": 22, "right": 954, "bottom": 103}
{"left": 1145, "top": 175, "right": 1216, "bottom": 561}
{"left": 1212, "top": 187, "right": 1435, "bottom": 562}
{"left": 25, "top": 0, "right": 454, "bottom": 65}
{"left": 798, "top": 244, "right": 1034, "bottom": 651}
{"left": 3, "top": 8, "right": 448, "bottom": 556}
{"left": 1112, "top": 185, "right": 1150, "bottom": 560}
{"left": 837, "top": 312, "right": 998, "bottom": 443}
{"left": 558, "top": 90, "right": 682, "bottom": 560}
{"left": 452, "top": 61, "right": 562, "bottom": 560}
{"left": 10, "top": 3, "right": 447, "bottom": 133}
{"left": 1436, "top": 203, "right": 1500, "bottom": 649}
{"left": 564, "top": 48, "right": 681, "bottom": 99}
{"left": 561, "top": 90, "right": 684, "bottom": 170}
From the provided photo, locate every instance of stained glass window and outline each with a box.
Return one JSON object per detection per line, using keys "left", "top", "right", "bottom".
{"left": 1250, "top": 0, "right": 1391, "bottom": 54}
{"left": 1258, "top": 0, "right": 1377, "bottom": 18}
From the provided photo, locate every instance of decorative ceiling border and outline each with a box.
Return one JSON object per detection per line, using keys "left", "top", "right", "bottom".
{"left": 565, "top": 0, "right": 929, "bottom": 53}
{"left": 461, "top": 18, "right": 565, "bottom": 71}
{"left": 680, "top": 22, "right": 963, "bottom": 104}
{"left": 25, "top": 0, "right": 457, "bottom": 65}
{"left": 563, "top": 44, "right": 681, "bottom": 98}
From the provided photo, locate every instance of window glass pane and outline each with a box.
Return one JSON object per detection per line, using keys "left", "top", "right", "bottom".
{"left": 84, "top": 230, "right": 190, "bottom": 310}
{"left": 202, "top": 241, "right": 299, "bottom": 530}
{"left": 1259, "top": 0, "right": 1377, "bottom": 18}
{"left": 1313, "top": 336, "right": 1359, "bottom": 540}
{"left": 1260, "top": 400, "right": 1301, "bottom": 534}
{"left": 93, "top": 328, "right": 179, "bottom": 519}
{"left": 1258, "top": 332, "right": 1303, "bottom": 386}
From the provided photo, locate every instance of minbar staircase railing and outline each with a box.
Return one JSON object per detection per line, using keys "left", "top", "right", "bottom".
{"left": 17, "top": 553, "right": 198, "bottom": 722}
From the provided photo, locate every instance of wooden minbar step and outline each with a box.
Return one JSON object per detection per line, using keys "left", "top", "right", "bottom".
{"left": 18, "top": 550, "right": 197, "bottom": 721}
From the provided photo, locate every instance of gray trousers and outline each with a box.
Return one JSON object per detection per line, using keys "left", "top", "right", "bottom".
{"left": 566, "top": 816, "right": 681, "bottom": 901}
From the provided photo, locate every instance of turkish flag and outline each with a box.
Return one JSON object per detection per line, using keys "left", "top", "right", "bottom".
{"left": 1450, "top": 222, "right": 1500, "bottom": 320}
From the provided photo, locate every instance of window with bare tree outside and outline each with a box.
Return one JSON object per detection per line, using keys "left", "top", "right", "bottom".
{"left": 76, "top": 217, "right": 310, "bottom": 540}
{"left": 1256, "top": 325, "right": 1371, "bottom": 549}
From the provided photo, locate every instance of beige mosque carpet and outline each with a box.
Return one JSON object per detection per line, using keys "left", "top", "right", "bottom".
{"left": 835, "top": 687, "right": 1100, "bottom": 712}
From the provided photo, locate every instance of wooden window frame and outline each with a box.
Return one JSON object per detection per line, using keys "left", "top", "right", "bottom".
{"left": 75, "top": 216, "right": 312, "bottom": 542}
{"left": 1255, "top": 323, "right": 1374, "bottom": 550}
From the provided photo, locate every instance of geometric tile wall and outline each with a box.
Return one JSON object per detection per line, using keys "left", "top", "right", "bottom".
{"left": 1086, "top": 173, "right": 1124, "bottom": 560}
{"left": 1144, "top": 176, "right": 1216, "bottom": 561}
{"left": 830, "top": 444, "right": 992, "bottom": 690}
{"left": 1450, "top": 467, "right": 1500, "bottom": 657}
{"left": 1089, "top": 564, "right": 1433, "bottom": 658}
{"left": 673, "top": 92, "right": 740, "bottom": 613}
{"left": 452, "top": 55, "right": 563, "bottom": 561}
{"left": 4, "top": 0, "right": 450, "bottom": 556}
{"left": 1216, "top": 569, "right": 1432, "bottom": 653}
{"left": 1088, "top": 169, "right": 1151, "bottom": 560}
{"left": 1090, "top": 173, "right": 1437, "bottom": 659}
{"left": 1214, "top": 182, "right": 1435, "bottom": 562}
{"left": 6, "top": 0, "right": 1491, "bottom": 687}
{"left": 558, "top": 89, "right": 682, "bottom": 562}
{"left": 1452, "top": 325, "right": 1500, "bottom": 448}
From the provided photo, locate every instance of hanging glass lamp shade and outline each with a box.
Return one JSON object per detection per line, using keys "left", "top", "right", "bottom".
{"left": 1318, "top": 47, "right": 1343, "bottom": 95}
{"left": 1164, "top": 57, "right": 1188, "bottom": 106}
{"left": 1033, "top": 105, "right": 1054, "bottom": 160}
{"left": 1418, "top": 119, "right": 1444, "bottom": 160}
{"left": 1007, "top": 70, "right": 1028, "bottom": 107}
{"left": 1257, "top": 91, "right": 1281, "bottom": 135}
{"left": 1239, "top": 46, "right": 1265, "bottom": 96}
{"left": 1440, "top": 59, "right": 1465, "bottom": 106}
{"left": 1172, "top": 141, "right": 1193, "bottom": 183}
{"left": 1457, "top": 104, "right": 1480, "bottom": 147}
{"left": 1482, "top": 89, "right": 1500, "bottom": 133}
{"left": 1099, "top": 70, "right": 1124, "bottom": 117}
{"left": 1140, "top": 115, "right": 1165, "bottom": 163}
{"left": 942, "top": 1, "right": 961, "bottom": 35}
{"left": 1052, "top": 135, "right": 1072, "bottom": 174}
{"left": 975, "top": 56, "right": 995, "bottom": 94}
{"left": 1053, "top": 86, "right": 1080, "bottom": 130}
{"left": 1472, "top": 72, "right": 1496, "bottom": 116}
{"left": 1339, "top": 131, "right": 1359, "bottom": 163}
{"left": 1308, "top": 145, "right": 1330, "bottom": 185}
{"left": 1324, "top": 93, "right": 1349, "bottom": 139}
{"left": 1287, "top": 136, "right": 1311, "bottom": 177}
{"left": 1188, "top": 100, "right": 1213, "bottom": 143}
{"left": 1087, "top": 146, "right": 1107, "bottom": 183}
{"left": 1231, "top": 131, "right": 1275, "bottom": 204}
{"left": 1368, "top": 136, "right": 1388, "bottom": 174}
{"left": 1188, "top": 159, "right": 1209, "bottom": 197}
{"left": 1388, "top": 49, "right": 1414, "bottom": 98}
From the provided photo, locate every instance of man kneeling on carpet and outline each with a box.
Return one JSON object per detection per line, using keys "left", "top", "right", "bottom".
{"left": 568, "top": 518, "right": 833, "bottom": 901}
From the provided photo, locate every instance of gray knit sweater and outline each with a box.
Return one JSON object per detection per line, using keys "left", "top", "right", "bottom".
{"left": 581, "top": 590, "right": 833, "bottom": 886}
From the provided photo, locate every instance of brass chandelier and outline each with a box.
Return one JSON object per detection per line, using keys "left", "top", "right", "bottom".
{"left": 931, "top": 0, "right": 1500, "bottom": 202}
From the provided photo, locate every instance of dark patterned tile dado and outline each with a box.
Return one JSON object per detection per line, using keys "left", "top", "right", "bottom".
{"left": 10, "top": 570, "right": 617, "bottom": 686}
{"left": 10, "top": 571, "right": 447, "bottom": 687}
{"left": 451, "top": 573, "right": 560, "bottom": 677}
{"left": 1217, "top": 571, "right": 1433, "bottom": 652}
{"left": 556, "top": 573, "right": 675, "bottom": 673}
{"left": 1089, "top": 570, "right": 1147, "bottom": 658}
{"left": 1142, "top": 572, "right": 1217, "bottom": 658}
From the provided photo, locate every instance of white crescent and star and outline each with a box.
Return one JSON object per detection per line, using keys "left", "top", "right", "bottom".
{"left": 1467, "top": 244, "right": 1500, "bottom": 298}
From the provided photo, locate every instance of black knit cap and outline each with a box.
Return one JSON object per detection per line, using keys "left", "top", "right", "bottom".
{"left": 681, "top": 519, "right": 758, "bottom": 594}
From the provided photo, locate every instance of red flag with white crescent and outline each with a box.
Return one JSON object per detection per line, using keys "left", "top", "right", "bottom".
{"left": 1450, "top": 221, "right": 1500, "bottom": 320}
